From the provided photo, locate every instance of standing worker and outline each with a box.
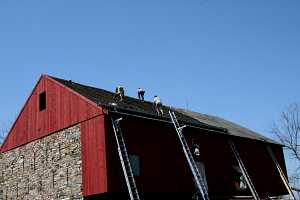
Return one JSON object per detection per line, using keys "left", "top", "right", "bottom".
{"left": 193, "top": 143, "right": 201, "bottom": 162}
{"left": 191, "top": 139, "right": 208, "bottom": 197}
{"left": 137, "top": 88, "right": 145, "bottom": 101}
{"left": 153, "top": 95, "right": 164, "bottom": 115}
{"left": 115, "top": 85, "right": 125, "bottom": 101}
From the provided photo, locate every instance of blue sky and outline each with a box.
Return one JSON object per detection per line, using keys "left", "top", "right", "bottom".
{"left": 0, "top": 1, "right": 299, "bottom": 175}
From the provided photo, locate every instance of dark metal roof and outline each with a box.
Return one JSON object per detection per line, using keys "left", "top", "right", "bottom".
{"left": 50, "top": 76, "right": 279, "bottom": 145}
{"left": 175, "top": 109, "right": 279, "bottom": 144}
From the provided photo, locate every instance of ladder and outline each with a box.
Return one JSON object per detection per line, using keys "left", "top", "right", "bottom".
{"left": 266, "top": 145, "right": 296, "bottom": 200}
{"left": 169, "top": 111, "right": 210, "bottom": 200}
{"left": 111, "top": 117, "right": 141, "bottom": 200}
{"left": 228, "top": 139, "right": 260, "bottom": 200}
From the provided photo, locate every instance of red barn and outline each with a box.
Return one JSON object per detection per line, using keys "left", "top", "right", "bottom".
{"left": 0, "top": 75, "right": 293, "bottom": 200}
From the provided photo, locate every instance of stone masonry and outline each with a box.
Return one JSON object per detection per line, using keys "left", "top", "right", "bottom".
{"left": 0, "top": 125, "right": 83, "bottom": 200}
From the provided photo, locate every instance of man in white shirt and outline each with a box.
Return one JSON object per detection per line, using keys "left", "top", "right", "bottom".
{"left": 153, "top": 95, "right": 164, "bottom": 115}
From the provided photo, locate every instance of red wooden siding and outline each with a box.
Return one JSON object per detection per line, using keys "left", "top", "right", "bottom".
{"left": 105, "top": 116, "right": 194, "bottom": 193}
{"left": 0, "top": 75, "right": 102, "bottom": 152}
{"left": 105, "top": 116, "right": 288, "bottom": 198}
{"left": 81, "top": 115, "right": 108, "bottom": 196}
{"left": 236, "top": 140, "right": 287, "bottom": 197}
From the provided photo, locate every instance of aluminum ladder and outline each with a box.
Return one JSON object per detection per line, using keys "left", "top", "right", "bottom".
{"left": 169, "top": 111, "right": 210, "bottom": 200}
{"left": 111, "top": 117, "right": 141, "bottom": 200}
{"left": 228, "top": 139, "right": 260, "bottom": 200}
{"left": 266, "top": 145, "right": 296, "bottom": 200}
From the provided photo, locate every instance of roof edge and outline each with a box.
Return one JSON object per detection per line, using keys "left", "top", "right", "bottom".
{"left": 46, "top": 75, "right": 101, "bottom": 110}
{"left": 1, "top": 75, "right": 46, "bottom": 152}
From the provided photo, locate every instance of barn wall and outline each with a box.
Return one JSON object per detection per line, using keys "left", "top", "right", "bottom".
{"left": 1, "top": 75, "right": 102, "bottom": 153}
{"left": 105, "top": 115, "right": 288, "bottom": 198}
{"left": 0, "top": 125, "right": 82, "bottom": 200}
{"left": 236, "top": 139, "right": 287, "bottom": 198}
{"left": 186, "top": 131, "right": 288, "bottom": 198}
{"left": 81, "top": 115, "right": 107, "bottom": 196}
{"left": 105, "top": 115, "right": 194, "bottom": 194}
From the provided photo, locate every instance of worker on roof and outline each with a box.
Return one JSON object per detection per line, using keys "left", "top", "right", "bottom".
{"left": 137, "top": 88, "right": 145, "bottom": 101}
{"left": 153, "top": 95, "right": 164, "bottom": 115}
{"left": 115, "top": 85, "right": 125, "bottom": 102}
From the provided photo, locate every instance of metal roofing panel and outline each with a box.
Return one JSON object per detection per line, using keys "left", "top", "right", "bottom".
{"left": 50, "top": 76, "right": 279, "bottom": 145}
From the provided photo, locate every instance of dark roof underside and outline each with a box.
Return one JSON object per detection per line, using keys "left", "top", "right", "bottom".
{"left": 51, "top": 76, "right": 279, "bottom": 145}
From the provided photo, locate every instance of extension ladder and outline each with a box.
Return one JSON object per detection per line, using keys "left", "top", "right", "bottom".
{"left": 111, "top": 117, "right": 141, "bottom": 200}
{"left": 228, "top": 139, "right": 260, "bottom": 200}
{"left": 169, "top": 111, "right": 210, "bottom": 200}
{"left": 266, "top": 145, "right": 296, "bottom": 200}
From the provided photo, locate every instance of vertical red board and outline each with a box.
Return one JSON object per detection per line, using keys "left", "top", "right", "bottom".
{"left": 0, "top": 75, "right": 102, "bottom": 152}
{"left": 81, "top": 115, "right": 108, "bottom": 196}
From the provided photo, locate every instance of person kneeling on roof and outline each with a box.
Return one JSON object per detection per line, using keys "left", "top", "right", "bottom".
{"left": 115, "top": 85, "right": 125, "bottom": 102}
{"left": 153, "top": 95, "right": 164, "bottom": 115}
{"left": 137, "top": 88, "right": 145, "bottom": 101}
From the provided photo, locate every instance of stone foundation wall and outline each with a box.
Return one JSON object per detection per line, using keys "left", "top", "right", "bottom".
{"left": 0, "top": 125, "right": 83, "bottom": 200}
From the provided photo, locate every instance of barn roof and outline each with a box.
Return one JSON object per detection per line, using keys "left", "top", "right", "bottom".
{"left": 50, "top": 76, "right": 279, "bottom": 145}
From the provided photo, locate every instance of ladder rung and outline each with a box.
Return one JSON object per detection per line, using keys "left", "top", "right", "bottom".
{"left": 179, "top": 125, "right": 187, "bottom": 130}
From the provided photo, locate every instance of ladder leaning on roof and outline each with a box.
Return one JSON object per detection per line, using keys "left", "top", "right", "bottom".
{"left": 111, "top": 116, "right": 141, "bottom": 200}
{"left": 169, "top": 110, "right": 210, "bottom": 200}
{"left": 228, "top": 139, "right": 261, "bottom": 200}
{"left": 266, "top": 145, "right": 296, "bottom": 200}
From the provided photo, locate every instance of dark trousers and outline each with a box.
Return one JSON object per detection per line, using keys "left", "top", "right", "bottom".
{"left": 138, "top": 92, "right": 144, "bottom": 101}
